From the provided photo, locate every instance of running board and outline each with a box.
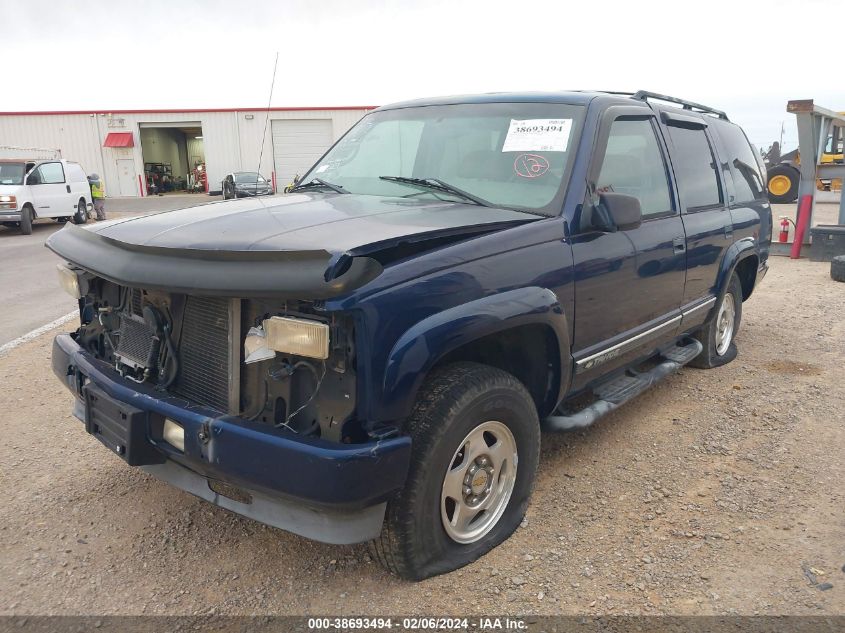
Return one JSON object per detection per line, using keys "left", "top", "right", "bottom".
{"left": 543, "top": 339, "right": 703, "bottom": 432}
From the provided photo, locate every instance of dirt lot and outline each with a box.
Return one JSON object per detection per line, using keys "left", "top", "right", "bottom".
{"left": 0, "top": 256, "right": 843, "bottom": 616}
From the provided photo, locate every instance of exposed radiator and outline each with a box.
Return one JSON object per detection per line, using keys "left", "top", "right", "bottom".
{"left": 173, "top": 296, "right": 233, "bottom": 413}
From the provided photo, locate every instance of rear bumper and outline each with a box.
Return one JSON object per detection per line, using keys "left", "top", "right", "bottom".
{"left": 52, "top": 333, "right": 411, "bottom": 543}
{"left": 0, "top": 210, "right": 22, "bottom": 221}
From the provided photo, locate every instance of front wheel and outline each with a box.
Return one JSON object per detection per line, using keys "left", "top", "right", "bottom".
{"left": 689, "top": 273, "right": 743, "bottom": 369}
{"left": 369, "top": 362, "right": 540, "bottom": 580}
{"left": 20, "top": 204, "right": 33, "bottom": 235}
{"left": 74, "top": 199, "right": 87, "bottom": 225}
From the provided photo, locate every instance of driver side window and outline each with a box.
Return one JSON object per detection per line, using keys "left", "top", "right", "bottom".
{"left": 34, "top": 162, "right": 65, "bottom": 185}
{"left": 597, "top": 118, "right": 673, "bottom": 218}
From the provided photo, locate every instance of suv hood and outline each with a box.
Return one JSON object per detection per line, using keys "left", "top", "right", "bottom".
{"left": 46, "top": 193, "right": 538, "bottom": 298}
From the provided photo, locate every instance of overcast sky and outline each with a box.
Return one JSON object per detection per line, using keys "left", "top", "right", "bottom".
{"left": 4, "top": 0, "right": 841, "bottom": 151}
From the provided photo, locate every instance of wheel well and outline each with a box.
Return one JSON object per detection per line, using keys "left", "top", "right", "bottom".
{"left": 734, "top": 255, "right": 758, "bottom": 300}
{"left": 433, "top": 324, "right": 560, "bottom": 418}
{"left": 22, "top": 202, "right": 35, "bottom": 219}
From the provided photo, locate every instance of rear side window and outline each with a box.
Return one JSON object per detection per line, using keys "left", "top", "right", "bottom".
{"left": 715, "top": 122, "right": 766, "bottom": 203}
{"left": 35, "top": 162, "right": 65, "bottom": 184}
{"left": 666, "top": 126, "right": 721, "bottom": 209}
{"left": 596, "top": 118, "right": 673, "bottom": 218}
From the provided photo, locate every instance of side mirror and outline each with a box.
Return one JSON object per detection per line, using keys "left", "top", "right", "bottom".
{"left": 596, "top": 192, "right": 642, "bottom": 231}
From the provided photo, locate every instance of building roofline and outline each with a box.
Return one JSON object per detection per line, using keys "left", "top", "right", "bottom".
{"left": 0, "top": 106, "right": 378, "bottom": 116}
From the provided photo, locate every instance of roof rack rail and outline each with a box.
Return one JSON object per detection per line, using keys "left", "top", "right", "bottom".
{"left": 632, "top": 90, "right": 729, "bottom": 120}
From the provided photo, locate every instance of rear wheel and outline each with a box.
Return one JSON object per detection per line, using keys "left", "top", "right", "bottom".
{"left": 20, "top": 204, "right": 33, "bottom": 235}
{"left": 74, "top": 198, "right": 87, "bottom": 225}
{"left": 689, "top": 273, "right": 743, "bottom": 369}
{"left": 767, "top": 165, "right": 799, "bottom": 203}
{"left": 369, "top": 362, "right": 540, "bottom": 580}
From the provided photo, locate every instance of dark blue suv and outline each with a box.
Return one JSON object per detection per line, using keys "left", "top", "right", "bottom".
{"left": 48, "top": 90, "right": 770, "bottom": 580}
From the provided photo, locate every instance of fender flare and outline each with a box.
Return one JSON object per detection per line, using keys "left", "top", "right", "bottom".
{"left": 381, "top": 286, "right": 571, "bottom": 421}
{"left": 716, "top": 237, "right": 759, "bottom": 299}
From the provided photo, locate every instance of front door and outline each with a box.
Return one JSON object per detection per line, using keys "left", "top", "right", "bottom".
{"left": 29, "top": 161, "right": 69, "bottom": 217}
{"left": 116, "top": 159, "right": 137, "bottom": 197}
{"left": 570, "top": 110, "right": 686, "bottom": 389}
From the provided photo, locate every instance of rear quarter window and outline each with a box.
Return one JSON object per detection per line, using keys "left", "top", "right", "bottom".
{"left": 712, "top": 121, "right": 766, "bottom": 203}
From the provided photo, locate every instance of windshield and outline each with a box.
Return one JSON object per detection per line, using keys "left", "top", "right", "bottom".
{"left": 299, "top": 102, "right": 584, "bottom": 215}
{"left": 235, "top": 172, "right": 267, "bottom": 184}
{"left": 0, "top": 163, "right": 26, "bottom": 186}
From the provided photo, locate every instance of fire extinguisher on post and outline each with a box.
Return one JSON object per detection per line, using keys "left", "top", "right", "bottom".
{"left": 779, "top": 216, "right": 792, "bottom": 243}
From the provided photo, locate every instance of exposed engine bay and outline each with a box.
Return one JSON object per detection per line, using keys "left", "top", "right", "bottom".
{"left": 74, "top": 279, "right": 359, "bottom": 443}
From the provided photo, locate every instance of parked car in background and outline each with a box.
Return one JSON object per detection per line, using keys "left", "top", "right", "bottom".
{"left": 221, "top": 171, "right": 273, "bottom": 199}
{"left": 47, "top": 90, "right": 770, "bottom": 580}
{"left": 0, "top": 158, "right": 92, "bottom": 234}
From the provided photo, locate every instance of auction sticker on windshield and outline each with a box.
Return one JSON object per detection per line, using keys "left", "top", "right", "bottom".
{"left": 502, "top": 118, "right": 572, "bottom": 152}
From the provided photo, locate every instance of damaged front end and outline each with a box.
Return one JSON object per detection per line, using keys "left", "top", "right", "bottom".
{"left": 50, "top": 261, "right": 411, "bottom": 544}
{"left": 69, "top": 276, "right": 361, "bottom": 442}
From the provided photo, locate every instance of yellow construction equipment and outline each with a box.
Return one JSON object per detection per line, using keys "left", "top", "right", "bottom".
{"left": 765, "top": 113, "right": 844, "bottom": 203}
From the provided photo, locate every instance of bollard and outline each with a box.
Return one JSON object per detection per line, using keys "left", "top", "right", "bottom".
{"left": 790, "top": 195, "right": 813, "bottom": 259}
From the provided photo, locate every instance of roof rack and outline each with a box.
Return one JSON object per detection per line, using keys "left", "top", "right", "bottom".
{"left": 631, "top": 91, "right": 729, "bottom": 120}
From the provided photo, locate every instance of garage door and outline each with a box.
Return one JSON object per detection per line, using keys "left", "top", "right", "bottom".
{"left": 272, "top": 119, "right": 333, "bottom": 189}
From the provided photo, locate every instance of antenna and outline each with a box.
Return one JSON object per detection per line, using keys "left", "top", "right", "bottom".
{"left": 254, "top": 52, "right": 279, "bottom": 204}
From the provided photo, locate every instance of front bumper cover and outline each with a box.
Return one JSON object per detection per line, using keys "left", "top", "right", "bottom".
{"left": 52, "top": 333, "right": 411, "bottom": 543}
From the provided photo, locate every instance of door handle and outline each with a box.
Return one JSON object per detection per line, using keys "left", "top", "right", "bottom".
{"left": 673, "top": 237, "right": 686, "bottom": 253}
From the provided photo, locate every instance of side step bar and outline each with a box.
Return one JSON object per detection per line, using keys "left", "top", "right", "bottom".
{"left": 543, "top": 339, "right": 703, "bottom": 432}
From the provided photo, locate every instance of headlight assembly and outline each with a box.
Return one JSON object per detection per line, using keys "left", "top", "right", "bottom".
{"left": 264, "top": 316, "right": 330, "bottom": 360}
{"left": 56, "top": 263, "right": 82, "bottom": 299}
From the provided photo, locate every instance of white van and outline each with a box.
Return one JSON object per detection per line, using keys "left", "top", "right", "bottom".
{"left": 0, "top": 158, "right": 93, "bottom": 235}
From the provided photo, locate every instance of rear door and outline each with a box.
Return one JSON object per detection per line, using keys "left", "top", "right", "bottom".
{"left": 570, "top": 107, "right": 686, "bottom": 389}
{"left": 657, "top": 109, "right": 731, "bottom": 325}
{"left": 28, "top": 161, "right": 69, "bottom": 217}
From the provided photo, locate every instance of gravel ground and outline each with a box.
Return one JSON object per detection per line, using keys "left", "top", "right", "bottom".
{"left": 0, "top": 256, "right": 843, "bottom": 616}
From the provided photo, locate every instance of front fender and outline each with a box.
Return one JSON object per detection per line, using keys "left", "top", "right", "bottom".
{"left": 381, "top": 286, "right": 571, "bottom": 421}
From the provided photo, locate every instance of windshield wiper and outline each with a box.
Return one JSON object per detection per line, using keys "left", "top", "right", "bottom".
{"left": 290, "top": 177, "right": 347, "bottom": 194}
{"left": 379, "top": 176, "right": 492, "bottom": 207}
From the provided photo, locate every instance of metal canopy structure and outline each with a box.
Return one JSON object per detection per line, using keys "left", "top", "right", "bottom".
{"left": 787, "top": 99, "right": 845, "bottom": 227}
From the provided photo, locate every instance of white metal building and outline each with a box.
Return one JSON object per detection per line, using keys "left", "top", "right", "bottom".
{"left": 0, "top": 106, "right": 374, "bottom": 197}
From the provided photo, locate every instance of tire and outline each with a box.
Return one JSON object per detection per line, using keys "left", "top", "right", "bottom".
{"left": 20, "top": 204, "right": 33, "bottom": 235}
{"left": 74, "top": 199, "right": 87, "bottom": 225}
{"left": 689, "top": 273, "right": 743, "bottom": 369}
{"left": 369, "top": 362, "right": 540, "bottom": 580}
{"left": 832, "top": 255, "right": 845, "bottom": 283}
{"left": 767, "top": 165, "right": 800, "bottom": 204}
